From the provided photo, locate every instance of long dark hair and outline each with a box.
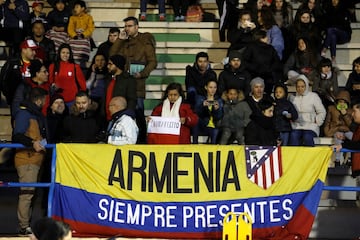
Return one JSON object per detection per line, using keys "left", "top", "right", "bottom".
{"left": 259, "top": 6, "right": 277, "bottom": 30}
{"left": 161, "top": 82, "right": 185, "bottom": 101}
{"left": 54, "top": 43, "right": 75, "bottom": 73}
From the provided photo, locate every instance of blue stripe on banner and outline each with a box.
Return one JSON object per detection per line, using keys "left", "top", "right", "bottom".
{"left": 52, "top": 181, "right": 323, "bottom": 233}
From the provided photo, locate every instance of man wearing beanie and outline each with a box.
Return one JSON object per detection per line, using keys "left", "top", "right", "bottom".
{"left": 246, "top": 77, "right": 274, "bottom": 117}
{"left": 104, "top": 55, "right": 137, "bottom": 124}
{"left": 47, "top": 94, "right": 68, "bottom": 143}
{"left": 218, "top": 50, "right": 251, "bottom": 97}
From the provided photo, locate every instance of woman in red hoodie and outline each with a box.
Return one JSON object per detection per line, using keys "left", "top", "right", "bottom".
{"left": 148, "top": 82, "right": 198, "bottom": 144}
{"left": 48, "top": 43, "right": 86, "bottom": 106}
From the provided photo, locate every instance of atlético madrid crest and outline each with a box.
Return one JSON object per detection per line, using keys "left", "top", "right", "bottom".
{"left": 245, "top": 146, "right": 283, "bottom": 189}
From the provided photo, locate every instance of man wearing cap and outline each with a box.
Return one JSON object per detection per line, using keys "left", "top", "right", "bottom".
{"left": 109, "top": 16, "right": 157, "bottom": 143}
{"left": 218, "top": 50, "right": 251, "bottom": 97}
{"left": 0, "top": 39, "right": 39, "bottom": 108}
{"left": 104, "top": 54, "right": 137, "bottom": 123}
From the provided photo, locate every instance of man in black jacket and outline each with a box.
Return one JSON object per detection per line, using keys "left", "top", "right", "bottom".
{"left": 185, "top": 52, "right": 217, "bottom": 108}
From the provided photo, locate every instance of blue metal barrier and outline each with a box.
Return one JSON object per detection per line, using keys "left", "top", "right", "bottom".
{"left": 0, "top": 143, "right": 56, "bottom": 217}
{"left": 0, "top": 144, "right": 359, "bottom": 218}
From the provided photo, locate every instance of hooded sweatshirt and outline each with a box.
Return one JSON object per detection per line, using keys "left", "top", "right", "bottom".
{"left": 289, "top": 75, "right": 326, "bottom": 136}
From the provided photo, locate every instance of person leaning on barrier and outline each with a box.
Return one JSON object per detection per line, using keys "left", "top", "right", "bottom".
{"left": 334, "top": 102, "right": 360, "bottom": 178}
{"left": 12, "top": 87, "right": 48, "bottom": 236}
{"left": 106, "top": 96, "right": 138, "bottom": 145}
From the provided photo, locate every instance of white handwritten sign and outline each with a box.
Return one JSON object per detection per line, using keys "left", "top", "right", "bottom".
{"left": 147, "top": 116, "right": 181, "bottom": 135}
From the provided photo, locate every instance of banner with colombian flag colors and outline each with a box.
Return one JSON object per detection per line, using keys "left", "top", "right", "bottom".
{"left": 52, "top": 144, "right": 332, "bottom": 239}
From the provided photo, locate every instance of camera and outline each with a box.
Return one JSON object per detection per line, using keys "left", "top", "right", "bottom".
{"left": 207, "top": 100, "right": 215, "bottom": 105}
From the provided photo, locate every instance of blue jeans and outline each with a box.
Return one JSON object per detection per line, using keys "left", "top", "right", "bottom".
{"left": 323, "top": 27, "right": 351, "bottom": 57}
{"left": 279, "top": 131, "right": 290, "bottom": 146}
{"left": 289, "top": 129, "right": 317, "bottom": 146}
{"left": 192, "top": 123, "right": 219, "bottom": 144}
{"left": 140, "top": 0, "right": 165, "bottom": 14}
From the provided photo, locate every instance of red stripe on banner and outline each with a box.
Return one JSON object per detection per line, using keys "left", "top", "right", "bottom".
{"left": 53, "top": 216, "right": 222, "bottom": 239}
{"left": 262, "top": 163, "right": 267, "bottom": 189}
{"left": 270, "top": 153, "right": 275, "bottom": 184}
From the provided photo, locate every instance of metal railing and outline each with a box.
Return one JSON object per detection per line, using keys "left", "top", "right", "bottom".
{"left": 0, "top": 143, "right": 359, "bottom": 218}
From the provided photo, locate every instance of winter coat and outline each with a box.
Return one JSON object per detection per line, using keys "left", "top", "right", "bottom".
{"left": 12, "top": 101, "right": 47, "bottom": 168}
{"left": 30, "top": 36, "right": 56, "bottom": 68}
{"left": 107, "top": 109, "right": 138, "bottom": 145}
{"left": 0, "top": 0, "right": 29, "bottom": 29}
{"left": 11, "top": 79, "right": 50, "bottom": 117}
{"left": 246, "top": 94, "right": 274, "bottom": 117}
{"left": 218, "top": 64, "right": 251, "bottom": 97}
{"left": 46, "top": 7, "right": 71, "bottom": 29}
{"left": 283, "top": 48, "right": 321, "bottom": 79}
{"left": 67, "top": 13, "right": 94, "bottom": 38}
{"left": 149, "top": 102, "right": 198, "bottom": 144}
{"left": 104, "top": 72, "right": 137, "bottom": 111}
{"left": 323, "top": 90, "right": 353, "bottom": 137}
{"left": 46, "top": 106, "right": 69, "bottom": 143}
{"left": 312, "top": 67, "right": 340, "bottom": 101}
{"left": 245, "top": 114, "right": 278, "bottom": 146}
{"left": 49, "top": 61, "right": 86, "bottom": 103}
{"left": 109, "top": 32, "right": 157, "bottom": 98}
{"left": 227, "top": 26, "right": 255, "bottom": 53}
{"left": 194, "top": 94, "right": 223, "bottom": 129}
{"left": 242, "top": 41, "right": 283, "bottom": 84}
{"left": 266, "top": 25, "right": 284, "bottom": 60}
{"left": 274, "top": 84, "right": 298, "bottom": 133}
{"left": 289, "top": 75, "right": 326, "bottom": 136}
{"left": 345, "top": 71, "right": 360, "bottom": 104}
{"left": 323, "top": 2, "right": 352, "bottom": 37}
{"left": 0, "top": 57, "right": 24, "bottom": 105}
{"left": 62, "top": 102, "right": 100, "bottom": 143}
{"left": 218, "top": 94, "right": 252, "bottom": 131}
{"left": 185, "top": 63, "right": 217, "bottom": 105}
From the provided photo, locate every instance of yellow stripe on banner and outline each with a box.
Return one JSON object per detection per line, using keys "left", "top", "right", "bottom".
{"left": 55, "top": 144, "right": 332, "bottom": 202}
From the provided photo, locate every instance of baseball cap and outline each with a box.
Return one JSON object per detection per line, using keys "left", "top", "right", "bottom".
{"left": 20, "top": 39, "right": 39, "bottom": 50}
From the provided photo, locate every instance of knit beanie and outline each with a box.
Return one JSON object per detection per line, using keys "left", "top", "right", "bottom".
{"left": 250, "top": 77, "right": 265, "bottom": 89}
{"left": 109, "top": 55, "right": 126, "bottom": 71}
{"left": 50, "top": 94, "right": 64, "bottom": 106}
{"left": 228, "top": 51, "right": 242, "bottom": 61}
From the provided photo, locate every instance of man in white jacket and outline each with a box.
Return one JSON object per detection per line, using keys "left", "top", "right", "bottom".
{"left": 107, "top": 96, "right": 139, "bottom": 145}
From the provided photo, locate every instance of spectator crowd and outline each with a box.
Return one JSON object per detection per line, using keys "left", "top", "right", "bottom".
{"left": 2, "top": 0, "right": 360, "bottom": 235}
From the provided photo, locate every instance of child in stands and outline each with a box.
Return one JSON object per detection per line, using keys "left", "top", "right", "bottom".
{"left": 218, "top": 88, "right": 252, "bottom": 145}
{"left": 67, "top": 0, "right": 94, "bottom": 67}
{"left": 147, "top": 82, "right": 198, "bottom": 144}
{"left": 46, "top": 0, "right": 71, "bottom": 51}
{"left": 273, "top": 83, "right": 298, "bottom": 146}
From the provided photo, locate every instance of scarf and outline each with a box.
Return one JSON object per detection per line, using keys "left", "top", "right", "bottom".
{"left": 161, "top": 96, "right": 182, "bottom": 118}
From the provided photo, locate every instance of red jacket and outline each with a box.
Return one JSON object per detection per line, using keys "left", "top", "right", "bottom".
{"left": 148, "top": 102, "right": 198, "bottom": 144}
{"left": 49, "top": 61, "right": 86, "bottom": 103}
